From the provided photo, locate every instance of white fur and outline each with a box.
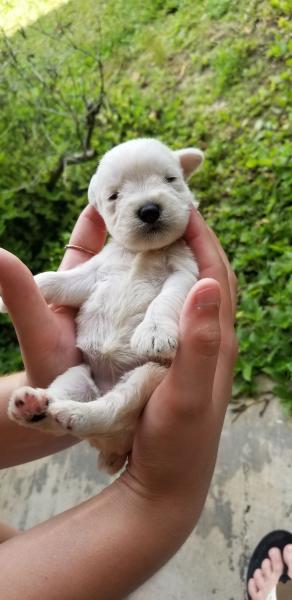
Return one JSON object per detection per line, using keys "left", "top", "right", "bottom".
{"left": 3, "top": 138, "right": 203, "bottom": 473}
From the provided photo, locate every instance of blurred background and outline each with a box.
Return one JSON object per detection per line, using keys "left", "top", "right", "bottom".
{"left": 0, "top": 0, "right": 291, "bottom": 410}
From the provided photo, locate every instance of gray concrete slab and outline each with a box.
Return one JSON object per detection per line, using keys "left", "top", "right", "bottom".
{"left": 1, "top": 398, "right": 291, "bottom": 599}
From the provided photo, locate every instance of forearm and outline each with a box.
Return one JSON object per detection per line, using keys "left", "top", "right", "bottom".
{"left": 0, "top": 373, "right": 76, "bottom": 468}
{"left": 0, "top": 478, "right": 200, "bottom": 600}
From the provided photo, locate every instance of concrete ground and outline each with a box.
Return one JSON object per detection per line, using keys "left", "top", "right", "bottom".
{"left": 1, "top": 397, "right": 291, "bottom": 599}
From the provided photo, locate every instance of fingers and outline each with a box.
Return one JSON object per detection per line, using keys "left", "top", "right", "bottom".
{"left": 126, "top": 279, "right": 221, "bottom": 493}
{"left": 184, "top": 212, "right": 238, "bottom": 418}
{"left": 61, "top": 205, "right": 106, "bottom": 270}
{"left": 185, "top": 209, "right": 235, "bottom": 330}
{"left": 185, "top": 209, "right": 219, "bottom": 274}
{"left": 167, "top": 278, "right": 221, "bottom": 415}
{"left": 206, "top": 225, "right": 237, "bottom": 319}
{"left": 0, "top": 250, "right": 54, "bottom": 352}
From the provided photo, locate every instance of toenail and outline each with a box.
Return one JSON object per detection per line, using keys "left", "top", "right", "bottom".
{"left": 285, "top": 544, "right": 292, "bottom": 554}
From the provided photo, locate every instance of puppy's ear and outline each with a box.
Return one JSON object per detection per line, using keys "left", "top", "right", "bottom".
{"left": 174, "top": 148, "right": 204, "bottom": 179}
{"left": 88, "top": 173, "right": 98, "bottom": 206}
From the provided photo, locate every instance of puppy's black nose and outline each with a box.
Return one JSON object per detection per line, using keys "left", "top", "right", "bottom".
{"left": 138, "top": 203, "right": 161, "bottom": 224}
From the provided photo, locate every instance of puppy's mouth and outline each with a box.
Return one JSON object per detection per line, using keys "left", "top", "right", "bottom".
{"left": 145, "top": 223, "right": 163, "bottom": 234}
{"left": 123, "top": 217, "right": 180, "bottom": 250}
{"left": 139, "top": 221, "right": 165, "bottom": 235}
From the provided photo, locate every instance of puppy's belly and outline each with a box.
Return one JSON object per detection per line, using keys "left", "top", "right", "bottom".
{"left": 76, "top": 275, "right": 165, "bottom": 390}
{"left": 76, "top": 317, "right": 144, "bottom": 392}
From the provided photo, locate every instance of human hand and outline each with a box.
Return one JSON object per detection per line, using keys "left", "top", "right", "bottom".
{"left": 0, "top": 209, "right": 237, "bottom": 598}
{"left": 120, "top": 209, "right": 237, "bottom": 539}
{"left": 0, "top": 206, "right": 106, "bottom": 387}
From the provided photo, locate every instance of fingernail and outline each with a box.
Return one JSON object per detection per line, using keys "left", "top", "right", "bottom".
{"left": 194, "top": 286, "right": 220, "bottom": 307}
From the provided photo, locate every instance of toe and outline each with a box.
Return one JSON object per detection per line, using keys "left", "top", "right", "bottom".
{"left": 261, "top": 558, "right": 272, "bottom": 579}
{"left": 247, "top": 577, "right": 260, "bottom": 599}
{"left": 254, "top": 568, "right": 265, "bottom": 590}
{"left": 268, "top": 547, "right": 284, "bottom": 577}
{"left": 283, "top": 544, "right": 292, "bottom": 579}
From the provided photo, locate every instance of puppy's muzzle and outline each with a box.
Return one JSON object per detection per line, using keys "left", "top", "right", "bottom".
{"left": 137, "top": 203, "right": 161, "bottom": 224}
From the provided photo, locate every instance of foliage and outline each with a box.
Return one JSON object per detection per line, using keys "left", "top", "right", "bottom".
{"left": 0, "top": 0, "right": 291, "bottom": 408}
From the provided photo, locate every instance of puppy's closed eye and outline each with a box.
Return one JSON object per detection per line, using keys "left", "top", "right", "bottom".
{"left": 165, "top": 176, "right": 177, "bottom": 183}
{"left": 108, "top": 191, "right": 119, "bottom": 201}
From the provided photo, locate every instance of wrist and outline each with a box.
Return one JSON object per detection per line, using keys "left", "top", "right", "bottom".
{"left": 116, "top": 469, "right": 202, "bottom": 552}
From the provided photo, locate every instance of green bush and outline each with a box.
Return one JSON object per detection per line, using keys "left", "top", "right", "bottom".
{"left": 0, "top": 0, "right": 291, "bottom": 408}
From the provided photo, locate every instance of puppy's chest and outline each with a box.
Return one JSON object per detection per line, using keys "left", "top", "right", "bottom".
{"left": 76, "top": 251, "right": 169, "bottom": 355}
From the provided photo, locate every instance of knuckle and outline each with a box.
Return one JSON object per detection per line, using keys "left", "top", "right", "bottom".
{"left": 204, "top": 263, "right": 226, "bottom": 283}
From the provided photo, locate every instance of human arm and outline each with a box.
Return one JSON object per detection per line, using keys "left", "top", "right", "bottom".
{"left": 0, "top": 210, "right": 237, "bottom": 599}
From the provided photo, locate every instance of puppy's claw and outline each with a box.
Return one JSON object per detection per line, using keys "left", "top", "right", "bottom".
{"left": 49, "top": 401, "right": 89, "bottom": 435}
{"left": 131, "top": 322, "right": 177, "bottom": 359}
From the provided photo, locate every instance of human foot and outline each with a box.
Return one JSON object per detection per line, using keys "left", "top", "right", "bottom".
{"left": 247, "top": 535, "right": 292, "bottom": 600}
{"left": 283, "top": 545, "right": 292, "bottom": 579}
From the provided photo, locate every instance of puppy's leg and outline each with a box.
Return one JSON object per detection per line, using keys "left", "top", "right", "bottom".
{"left": 49, "top": 362, "right": 167, "bottom": 471}
{"left": 131, "top": 268, "right": 196, "bottom": 360}
{"left": 8, "top": 364, "right": 99, "bottom": 435}
{"left": 50, "top": 362, "right": 166, "bottom": 435}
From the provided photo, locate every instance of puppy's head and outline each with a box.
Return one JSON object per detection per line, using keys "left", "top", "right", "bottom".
{"left": 88, "top": 138, "right": 203, "bottom": 251}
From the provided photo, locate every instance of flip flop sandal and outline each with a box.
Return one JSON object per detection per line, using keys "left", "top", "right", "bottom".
{"left": 247, "top": 530, "right": 292, "bottom": 599}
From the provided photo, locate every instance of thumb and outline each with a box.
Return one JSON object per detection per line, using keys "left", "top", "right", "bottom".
{"left": 0, "top": 249, "right": 54, "bottom": 348}
{"left": 168, "top": 278, "right": 221, "bottom": 411}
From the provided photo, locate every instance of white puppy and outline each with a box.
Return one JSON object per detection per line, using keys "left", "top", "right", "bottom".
{"left": 2, "top": 138, "right": 203, "bottom": 473}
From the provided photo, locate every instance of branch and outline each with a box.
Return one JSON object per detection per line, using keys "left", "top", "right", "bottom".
{"left": 1, "top": 22, "right": 108, "bottom": 191}
{"left": 83, "top": 59, "right": 105, "bottom": 150}
{"left": 46, "top": 55, "right": 106, "bottom": 190}
{"left": 46, "top": 149, "right": 96, "bottom": 191}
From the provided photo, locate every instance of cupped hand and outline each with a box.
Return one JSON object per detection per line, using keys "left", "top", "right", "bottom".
{"left": 0, "top": 206, "right": 106, "bottom": 387}
{"left": 120, "top": 209, "right": 237, "bottom": 534}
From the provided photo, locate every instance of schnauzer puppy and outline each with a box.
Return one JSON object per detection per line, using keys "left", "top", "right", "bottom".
{"left": 2, "top": 138, "right": 203, "bottom": 473}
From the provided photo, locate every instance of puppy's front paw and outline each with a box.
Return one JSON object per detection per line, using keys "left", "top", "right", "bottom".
{"left": 8, "top": 387, "right": 50, "bottom": 425}
{"left": 131, "top": 321, "right": 177, "bottom": 359}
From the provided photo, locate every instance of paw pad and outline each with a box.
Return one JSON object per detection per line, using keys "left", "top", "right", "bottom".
{"left": 8, "top": 387, "right": 49, "bottom": 424}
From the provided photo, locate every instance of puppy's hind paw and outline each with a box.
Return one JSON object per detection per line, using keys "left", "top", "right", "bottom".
{"left": 8, "top": 387, "right": 50, "bottom": 425}
{"left": 49, "top": 400, "right": 91, "bottom": 435}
